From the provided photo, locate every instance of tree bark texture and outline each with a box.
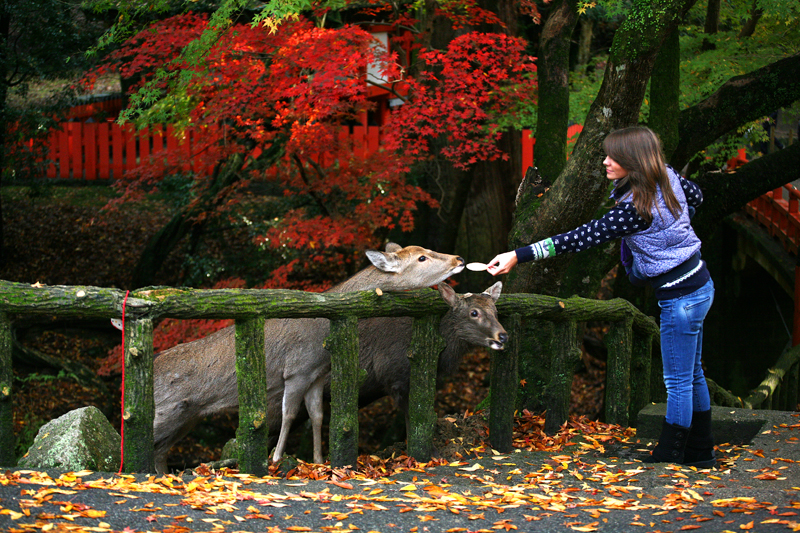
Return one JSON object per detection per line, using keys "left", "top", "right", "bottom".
{"left": 670, "top": 52, "right": 800, "bottom": 171}
{"left": 407, "top": 314, "right": 445, "bottom": 461}
{"left": 535, "top": 0, "right": 578, "bottom": 183}
{"left": 326, "top": 316, "right": 360, "bottom": 467}
{"left": 0, "top": 281, "right": 659, "bottom": 470}
{"left": 741, "top": 343, "right": 800, "bottom": 409}
{"left": 543, "top": 319, "right": 581, "bottom": 435}
{"left": 604, "top": 316, "right": 633, "bottom": 427}
{"left": 455, "top": 134, "right": 522, "bottom": 292}
{"left": 692, "top": 143, "right": 800, "bottom": 241}
{"left": 575, "top": 17, "right": 594, "bottom": 71}
{"left": 235, "top": 316, "right": 269, "bottom": 476}
{"left": 701, "top": 0, "right": 721, "bottom": 50}
{"left": 489, "top": 313, "right": 520, "bottom": 452}
{"left": 507, "top": 0, "right": 697, "bottom": 298}
{"left": 649, "top": 28, "right": 680, "bottom": 158}
{"left": 0, "top": 282, "right": 659, "bottom": 331}
{"left": 0, "top": 313, "right": 13, "bottom": 466}
{"left": 122, "top": 318, "right": 154, "bottom": 473}
{"left": 738, "top": 0, "right": 763, "bottom": 38}
{"left": 630, "top": 331, "right": 654, "bottom": 426}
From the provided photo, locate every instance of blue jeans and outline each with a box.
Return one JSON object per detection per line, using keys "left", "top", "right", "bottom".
{"left": 657, "top": 279, "right": 715, "bottom": 428}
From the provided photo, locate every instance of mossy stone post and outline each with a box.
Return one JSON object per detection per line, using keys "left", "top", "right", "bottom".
{"left": 605, "top": 316, "right": 633, "bottom": 427}
{"left": 0, "top": 313, "right": 13, "bottom": 466}
{"left": 629, "top": 331, "right": 653, "bottom": 425}
{"left": 544, "top": 320, "right": 580, "bottom": 435}
{"left": 326, "top": 316, "right": 360, "bottom": 467}
{"left": 490, "top": 313, "right": 519, "bottom": 452}
{"left": 123, "top": 318, "right": 154, "bottom": 473}
{"left": 235, "top": 316, "right": 268, "bottom": 476}
{"left": 407, "top": 314, "right": 445, "bottom": 461}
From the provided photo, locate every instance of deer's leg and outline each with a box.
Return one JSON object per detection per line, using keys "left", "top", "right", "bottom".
{"left": 272, "top": 383, "right": 307, "bottom": 463}
{"left": 304, "top": 377, "right": 325, "bottom": 464}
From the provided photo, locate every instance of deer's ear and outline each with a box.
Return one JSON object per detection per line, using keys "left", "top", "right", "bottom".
{"left": 483, "top": 281, "right": 503, "bottom": 302}
{"left": 438, "top": 283, "right": 459, "bottom": 307}
{"left": 366, "top": 250, "right": 401, "bottom": 273}
{"left": 384, "top": 242, "right": 402, "bottom": 253}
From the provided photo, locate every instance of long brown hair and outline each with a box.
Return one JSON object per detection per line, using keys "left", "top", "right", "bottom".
{"left": 604, "top": 127, "right": 681, "bottom": 225}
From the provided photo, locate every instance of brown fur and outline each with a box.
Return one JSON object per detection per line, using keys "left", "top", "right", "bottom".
{"left": 152, "top": 243, "right": 466, "bottom": 473}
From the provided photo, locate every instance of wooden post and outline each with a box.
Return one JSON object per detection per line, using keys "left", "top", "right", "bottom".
{"left": 122, "top": 318, "right": 155, "bottom": 473}
{"left": 58, "top": 123, "right": 70, "bottom": 178}
{"left": 235, "top": 316, "right": 269, "bottom": 476}
{"left": 98, "top": 122, "right": 110, "bottom": 180}
{"left": 0, "top": 313, "right": 14, "bottom": 466}
{"left": 544, "top": 320, "right": 580, "bottom": 435}
{"left": 789, "top": 362, "right": 800, "bottom": 411}
{"left": 84, "top": 122, "right": 97, "bottom": 180}
{"left": 70, "top": 123, "right": 83, "bottom": 179}
{"left": 490, "top": 314, "right": 519, "bottom": 452}
{"left": 629, "top": 331, "right": 653, "bottom": 425}
{"left": 605, "top": 316, "right": 633, "bottom": 427}
{"left": 326, "top": 316, "right": 360, "bottom": 467}
{"left": 407, "top": 314, "right": 445, "bottom": 461}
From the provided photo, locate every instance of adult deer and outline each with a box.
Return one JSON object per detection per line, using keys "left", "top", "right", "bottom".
{"left": 153, "top": 243, "right": 465, "bottom": 473}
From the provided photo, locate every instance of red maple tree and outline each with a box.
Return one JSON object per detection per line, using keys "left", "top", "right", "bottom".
{"left": 86, "top": 8, "right": 538, "bottom": 362}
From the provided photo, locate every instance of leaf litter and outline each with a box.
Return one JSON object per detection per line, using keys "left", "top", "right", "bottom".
{"left": 4, "top": 412, "right": 800, "bottom": 533}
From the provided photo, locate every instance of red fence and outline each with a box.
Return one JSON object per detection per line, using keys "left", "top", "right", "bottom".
{"left": 40, "top": 109, "right": 579, "bottom": 181}
{"left": 40, "top": 121, "right": 385, "bottom": 181}
{"left": 44, "top": 122, "right": 219, "bottom": 180}
{"left": 746, "top": 185, "right": 800, "bottom": 256}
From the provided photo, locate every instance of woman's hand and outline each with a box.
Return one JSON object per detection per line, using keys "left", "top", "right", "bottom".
{"left": 486, "top": 251, "right": 518, "bottom": 276}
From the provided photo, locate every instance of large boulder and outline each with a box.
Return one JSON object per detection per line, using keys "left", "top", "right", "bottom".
{"left": 19, "top": 406, "right": 121, "bottom": 472}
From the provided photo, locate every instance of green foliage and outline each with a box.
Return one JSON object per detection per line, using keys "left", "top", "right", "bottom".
{"left": 568, "top": 55, "right": 607, "bottom": 126}
{"left": 678, "top": 22, "right": 800, "bottom": 110}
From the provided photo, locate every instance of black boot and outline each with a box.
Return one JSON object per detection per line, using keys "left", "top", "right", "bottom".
{"left": 682, "top": 409, "right": 716, "bottom": 468}
{"left": 643, "top": 419, "right": 690, "bottom": 464}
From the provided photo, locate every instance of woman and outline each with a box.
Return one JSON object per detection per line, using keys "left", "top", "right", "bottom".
{"left": 487, "top": 126, "right": 716, "bottom": 468}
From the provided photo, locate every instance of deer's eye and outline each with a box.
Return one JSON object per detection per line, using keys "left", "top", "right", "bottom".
{"left": 470, "top": 310, "right": 479, "bottom": 318}
{"left": 418, "top": 256, "right": 427, "bottom": 262}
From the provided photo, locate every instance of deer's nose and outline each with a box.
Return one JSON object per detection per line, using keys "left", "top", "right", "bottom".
{"left": 498, "top": 332, "right": 508, "bottom": 344}
{"left": 456, "top": 256, "right": 465, "bottom": 265}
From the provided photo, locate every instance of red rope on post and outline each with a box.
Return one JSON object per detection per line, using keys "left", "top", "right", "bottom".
{"left": 118, "top": 290, "right": 129, "bottom": 475}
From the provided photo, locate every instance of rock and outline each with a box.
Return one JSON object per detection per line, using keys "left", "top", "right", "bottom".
{"left": 18, "top": 406, "right": 121, "bottom": 472}
{"left": 221, "top": 438, "right": 238, "bottom": 462}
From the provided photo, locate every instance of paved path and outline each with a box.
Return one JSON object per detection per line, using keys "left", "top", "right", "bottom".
{"left": 2, "top": 407, "right": 800, "bottom": 532}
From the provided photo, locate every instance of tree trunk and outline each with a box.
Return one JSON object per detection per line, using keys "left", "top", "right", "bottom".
{"left": 575, "top": 17, "right": 594, "bottom": 72}
{"left": 738, "top": 0, "right": 763, "bottom": 38}
{"left": 692, "top": 143, "right": 800, "bottom": 241}
{"left": 507, "top": 0, "right": 698, "bottom": 298}
{"left": 455, "top": 133, "right": 521, "bottom": 292}
{"left": 235, "top": 316, "right": 269, "bottom": 475}
{"left": 535, "top": 0, "right": 579, "bottom": 183}
{"left": 0, "top": 313, "right": 12, "bottom": 466}
{"left": 670, "top": 52, "right": 800, "bottom": 171}
{"left": 130, "top": 152, "right": 246, "bottom": 288}
{"left": 0, "top": 9, "right": 10, "bottom": 270}
{"left": 412, "top": 0, "right": 520, "bottom": 268}
{"left": 649, "top": 28, "right": 681, "bottom": 158}
{"left": 701, "top": 0, "right": 721, "bottom": 50}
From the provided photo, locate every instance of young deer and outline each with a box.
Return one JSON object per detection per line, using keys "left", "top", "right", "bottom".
{"left": 354, "top": 281, "right": 507, "bottom": 440}
{"left": 152, "top": 243, "right": 465, "bottom": 473}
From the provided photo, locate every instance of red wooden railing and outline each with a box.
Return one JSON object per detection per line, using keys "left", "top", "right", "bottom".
{"left": 38, "top": 121, "right": 384, "bottom": 181}
{"left": 745, "top": 185, "right": 800, "bottom": 256}
{"left": 39, "top": 101, "right": 582, "bottom": 181}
